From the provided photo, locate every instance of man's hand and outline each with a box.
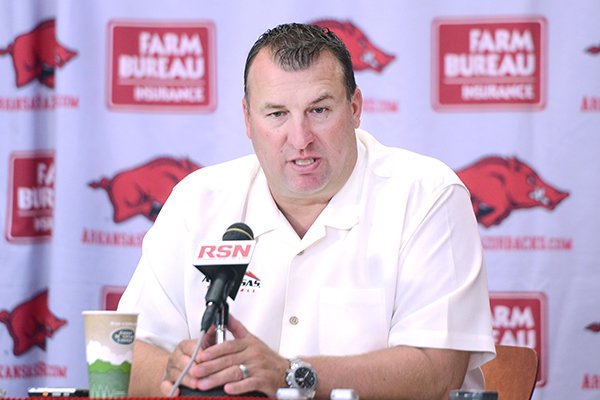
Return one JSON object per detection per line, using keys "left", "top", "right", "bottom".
{"left": 159, "top": 338, "right": 202, "bottom": 396}
{"left": 161, "top": 315, "right": 289, "bottom": 397}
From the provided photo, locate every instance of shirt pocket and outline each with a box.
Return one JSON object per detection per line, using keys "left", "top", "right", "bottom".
{"left": 318, "top": 287, "right": 388, "bottom": 355}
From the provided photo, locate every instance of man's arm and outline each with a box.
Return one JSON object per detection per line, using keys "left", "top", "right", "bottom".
{"left": 128, "top": 340, "right": 170, "bottom": 396}
{"left": 172, "top": 316, "right": 470, "bottom": 400}
{"left": 307, "top": 346, "right": 469, "bottom": 400}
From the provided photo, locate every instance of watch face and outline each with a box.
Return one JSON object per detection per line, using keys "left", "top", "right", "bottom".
{"left": 294, "top": 366, "right": 317, "bottom": 389}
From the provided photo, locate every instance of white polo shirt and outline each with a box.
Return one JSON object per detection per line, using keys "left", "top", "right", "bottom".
{"left": 118, "top": 129, "right": 495, "bottom": 385}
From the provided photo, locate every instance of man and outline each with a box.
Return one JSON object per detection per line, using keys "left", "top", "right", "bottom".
{"left": 118, "top": 23, "right": 495, "bottom": 399}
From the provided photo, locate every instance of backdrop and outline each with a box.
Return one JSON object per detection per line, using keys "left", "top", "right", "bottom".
{"left": 1, "top": 1, "right": 599, "bottom": 398}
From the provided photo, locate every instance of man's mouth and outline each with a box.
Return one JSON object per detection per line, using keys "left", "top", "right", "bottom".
{"left": 294, "top": 158, "right": 316, "bottom": 166}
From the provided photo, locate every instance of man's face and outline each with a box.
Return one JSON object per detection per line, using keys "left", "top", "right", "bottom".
{"left": 243, "top": 49, "right": 362, "bottom": 206}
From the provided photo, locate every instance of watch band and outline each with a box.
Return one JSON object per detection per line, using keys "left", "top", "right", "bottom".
{"left": 286, "top": 357, "right": 318, "bottom": 396}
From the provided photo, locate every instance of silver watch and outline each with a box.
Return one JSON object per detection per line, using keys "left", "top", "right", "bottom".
{"left": 285, "top": 358, "right": 318, "bottom": 395}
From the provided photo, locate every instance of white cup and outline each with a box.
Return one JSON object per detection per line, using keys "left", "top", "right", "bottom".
{"left": 82, "top": 311, "right": 138, "bottom": 397}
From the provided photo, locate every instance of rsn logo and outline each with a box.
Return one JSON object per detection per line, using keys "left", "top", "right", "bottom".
{"left": 195, "top": 241, "right": 255, "bottom": 265}
{"left": 197, "top": 243, "right": 253, "bottom": 260}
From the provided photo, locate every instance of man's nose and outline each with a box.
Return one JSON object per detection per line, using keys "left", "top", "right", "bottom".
{"left": 287, "top": 117, "right": 315, "bottom": 150}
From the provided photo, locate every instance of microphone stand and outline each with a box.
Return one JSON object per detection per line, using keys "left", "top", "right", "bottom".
{"left": 178, "top": 281, "right": 265, "bottom": 397}
{"left": 215, "top": 302, "right": 228, "bottom": 344}
{"left": 179, "top": 281, "right": 232, "bottom": 397}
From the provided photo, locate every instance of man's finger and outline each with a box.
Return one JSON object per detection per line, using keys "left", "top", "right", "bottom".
{"left": 226, "top": 314, "right": 250, "bottom": 339}
{"left": 160, "top": 380, "right": 178, "bottom": 397}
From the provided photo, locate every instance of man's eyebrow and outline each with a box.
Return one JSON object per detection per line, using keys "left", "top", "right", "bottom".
{"left": 262, "top": 102, "right": 285, "bottom": 110}
{"left": 310, "top": 94, "right": 334, "bottom": 105}
{"left": 259, "top": 94, "right": 335, "bottom": 112}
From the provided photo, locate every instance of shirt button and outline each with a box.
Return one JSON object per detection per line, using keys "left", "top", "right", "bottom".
{"left": 297, "top": 250, "right": 304, "bottom": 256}
{"left": 289, "top": 316, "right": 299, "bottom": 325}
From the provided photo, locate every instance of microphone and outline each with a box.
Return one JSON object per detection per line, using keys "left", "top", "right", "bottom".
{"left": 180, "top": 223, "right": 266, "bottom": 398}
{"left": 194, "top": 223, "right": 255, "bottom": 332}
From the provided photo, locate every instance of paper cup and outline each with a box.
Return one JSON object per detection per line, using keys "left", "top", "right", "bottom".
{"left": 82, "top": 311, "right": 138, "bottom": 397}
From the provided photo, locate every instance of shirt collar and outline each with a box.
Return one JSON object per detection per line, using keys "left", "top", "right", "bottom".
{"left": 245, "top": 135, "right": 366, "bottom": 238}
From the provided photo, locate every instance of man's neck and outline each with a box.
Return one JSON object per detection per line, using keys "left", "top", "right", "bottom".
{"left": 277, "top": 200, "right": 329, "bottom": 239}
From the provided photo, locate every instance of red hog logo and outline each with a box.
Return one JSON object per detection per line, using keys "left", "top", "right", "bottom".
{"left": 585, "top": 43, "right": 600, "bottom": 55}
{"left": 0, "top": 19, "right": 77, "bottom": 88}
{"left": 0, "top": 289, "right": 67, "bottom": 356}
{"left": 89, "top": 156, "right": 201, "bottom": 223}
{"left": 457, "top": 156, "right": 569, "bottom": 227}
{"left": 586, "top": 323, "right": 600, "bottom": 333}
{"left": 311, "top": 19, "right": 395, "bottom": 72}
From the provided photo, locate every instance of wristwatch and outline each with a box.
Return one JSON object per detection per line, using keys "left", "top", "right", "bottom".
{"left": 285, "top": 358, "right": 318, "bottom": 395}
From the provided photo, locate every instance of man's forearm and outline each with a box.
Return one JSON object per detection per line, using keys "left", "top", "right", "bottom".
{"left": 128, "top": 339, "right": 170, "bottom": 396}
{"left": 307, "top": 346, "right": 469, "bottom": 400}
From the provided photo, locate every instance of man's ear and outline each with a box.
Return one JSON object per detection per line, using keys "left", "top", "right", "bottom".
{"left": 242, "top": 97, "right": 251, "bottom": 139}
{"left": 352, "top": 88, "right": 363, "bottom": 128}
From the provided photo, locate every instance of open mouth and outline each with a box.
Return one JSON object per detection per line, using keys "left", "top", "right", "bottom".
{"left": 294, "top": 158, "right": 316, "bottom": 166}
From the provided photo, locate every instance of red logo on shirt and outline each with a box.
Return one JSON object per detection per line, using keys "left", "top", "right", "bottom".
{"left": 240, "top": 271, "right": 261, "bottom": 293}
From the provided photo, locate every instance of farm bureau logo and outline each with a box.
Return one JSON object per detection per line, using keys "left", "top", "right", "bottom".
{"left": 102, "top": 286, "right": 127, "bottom": 311}
{"left": 89, "top": 156, "right": 201, "bottom": 223}
{"left": 107, "top": 20, "right": 216, "bottom": 112}
{"left": 310, "top": 19, "right": 398, "bottom": 113}
{"left": 0, "top": 289, "right": 67, "bottom": 356}
{"left": 490, "top": 292, "right": 547, "bottom": 386}
{"left": 433, "top": 16, "right": 546, "bottom": 111}
{"left": 6, "top": 151, "right": 55, "bottom": 242}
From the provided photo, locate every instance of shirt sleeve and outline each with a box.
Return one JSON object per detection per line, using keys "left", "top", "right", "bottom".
{"left": 389, "top": 183, "right": 496, "bottom": 370}
{"left": 117, "top": 185, "right": 192, "bottom": 353}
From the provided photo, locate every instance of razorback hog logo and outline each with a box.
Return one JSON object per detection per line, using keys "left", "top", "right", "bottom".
{"left": 585, "top": 43, "right": 600, "bottom": 55}
{"left": 89, "top": 156, "right": 201, "bottom": 223}
{"left": 586, "top": 322, "right": 600, "bottom": 333}
{"left": 0, "top": 289, "right": 67, "bottom": 356}
{"left": 456, "top": 156, "right": 569, "bottom": 228}
{"left": 311, "top": 19, "right": 395, "bottom": 72}
{"left": 0, "top": 19, "right": 77, "bottom": 88}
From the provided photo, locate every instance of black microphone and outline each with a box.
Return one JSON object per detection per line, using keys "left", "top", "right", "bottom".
{"left": 181, "top": 223, "right": 266, "bottom": 398}
{"left": 194, "top": 222, "right": 255, "bottom": 332}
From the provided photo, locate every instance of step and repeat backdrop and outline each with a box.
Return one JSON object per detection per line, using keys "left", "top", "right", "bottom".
{"left": 1, "top": 0, "right": 599, "bottom": 398}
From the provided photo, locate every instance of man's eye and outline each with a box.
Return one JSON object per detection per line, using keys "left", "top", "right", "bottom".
{"left": 269, "top": 111, "right": 284, "bottom": 118}
{"left": 313, "top": 107, "right": 326, "bottom": 114}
